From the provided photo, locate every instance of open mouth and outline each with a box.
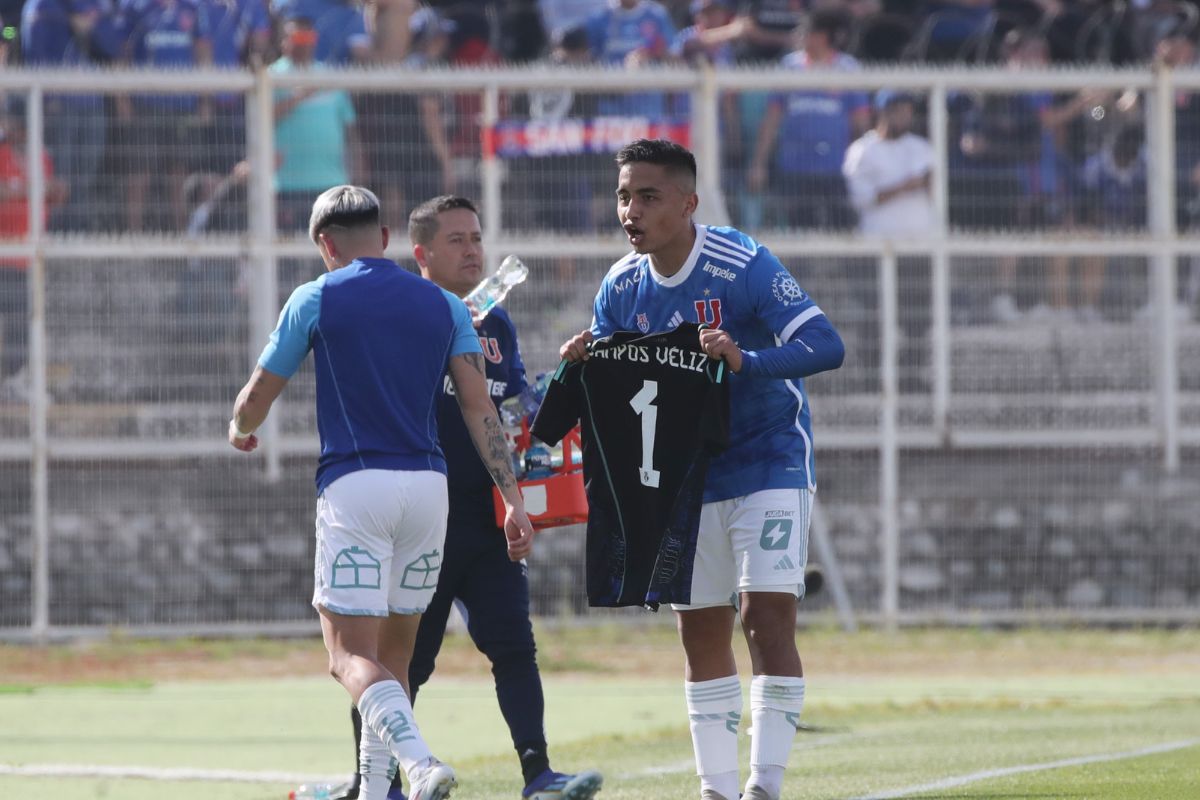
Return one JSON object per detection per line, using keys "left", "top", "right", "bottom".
{"left": 624, "top": 225, "right": 645, "bottom": 247}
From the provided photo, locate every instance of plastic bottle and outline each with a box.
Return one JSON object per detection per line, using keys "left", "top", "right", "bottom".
{"left": 501, "top": 372, "right": 556, "bottom": 481}
{"left": 464, "top": 255, "right": 529, "bottom": 322}
{"left": 498, "top": 394, "right": 525, "bottom": 430}
{"left": 289, "top": 784, "right": 334, "bottom": 800}
{"left": 498, "top": 395, "right": 527, "bottom": 479}
{"left": 524, "top": 444, "right": 555, "bottom": 478}
{"left": 515, "top": 372, "right": 552, "bottom": 419}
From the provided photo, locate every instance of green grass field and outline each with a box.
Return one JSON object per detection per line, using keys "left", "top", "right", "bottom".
{"left": 2, "top": 627, "right": 1198, "bottom": 799}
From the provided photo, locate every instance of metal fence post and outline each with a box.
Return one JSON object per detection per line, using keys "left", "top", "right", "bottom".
{"left": 247, "top": 66, "right": 281, "bottom": 481}
{"left": 929, "top": 81, "right": 951, "bottom": 441}
{"left": 880, "top": 249, "right": 900, "bottom": 631}
{"left": 1148, "top": 66, "right": 1181, "bottom": 474}
{"left": 27, "top": 84, "right": 49, "bottom": 641}
{"left": 693, "top": 67, "right": 728, "bottom": 225}
{"left": 482, "top": 84, "right": 502, "bottom": 268}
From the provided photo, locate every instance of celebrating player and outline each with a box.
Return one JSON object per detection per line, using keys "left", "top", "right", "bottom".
{"left": 559, "top": 139, "right": 845, "bottom": 800}
{"left": 329, "top": 195, "right": 603, "bottom": 800}
{"left": 228, "top": 185, "right": 534, "bottom": 800}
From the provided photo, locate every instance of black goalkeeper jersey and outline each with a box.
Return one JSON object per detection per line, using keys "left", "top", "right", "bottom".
{"left": 531, "top": 323, "right": 730, "bottom": 608}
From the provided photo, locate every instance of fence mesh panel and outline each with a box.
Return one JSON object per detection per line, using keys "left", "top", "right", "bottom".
{"left": 1, "top": 68, "right": 1198, "bottom": 634}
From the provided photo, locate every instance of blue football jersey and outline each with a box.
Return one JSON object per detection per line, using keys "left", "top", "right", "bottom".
{"left": 258, "top": 257, "right": 481, "bottom": 495}
{"left": 591, "top": 224, "right": 827, "bottom": 502}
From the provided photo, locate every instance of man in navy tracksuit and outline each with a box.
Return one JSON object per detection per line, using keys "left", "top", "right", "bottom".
{"left": 333, "top": 196, "right": 602, "bottom": 800}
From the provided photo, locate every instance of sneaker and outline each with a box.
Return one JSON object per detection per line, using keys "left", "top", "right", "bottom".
{"left": 408, "top": 760, "right": 457, "bottom": 800}
{"left": 523, "top": 769, "right": 604, "bottom": 800}
{"left": 742, "top": 786, "right": 776, "bottom": 800}
{"left": 699, "top": 791, "right": 733, "bottom": 800}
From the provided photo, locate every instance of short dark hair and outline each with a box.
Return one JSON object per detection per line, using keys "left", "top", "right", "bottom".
{"left": 615, "top": 138, "right": 697, "bottom": 186}
{"left": 557, "top": 25, "right": 589, "bottom": 53}
{"left": 408, "top": 195, "right": 479, "bottom": 245}
{"left": 810, "top": 8, "right": 850, "bottom": 40}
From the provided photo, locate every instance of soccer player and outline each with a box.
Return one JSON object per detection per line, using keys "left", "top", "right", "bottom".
{"left": 228, "top": 185, "right": 535, "bottom": 800}
{"left": 560, "top": 139, "right": 844, "bottom": 800}
{"left": 331, "top": 195, "right": 603, "bottom": 800}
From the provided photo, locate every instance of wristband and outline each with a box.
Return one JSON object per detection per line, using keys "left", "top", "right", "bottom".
{"left": 229, "top": 419, "right": 254, "bottom": 440}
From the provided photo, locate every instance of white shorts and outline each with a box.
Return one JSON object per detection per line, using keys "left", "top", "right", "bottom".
{"left": 672, "top": 488, "right": 812, "bottom": 611}
{"left": 312, "top": 469, "right": 449, "bottom": 617}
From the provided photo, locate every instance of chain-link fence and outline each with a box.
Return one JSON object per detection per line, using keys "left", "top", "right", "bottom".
{"left": 1, "top": 65, "right": 1198, "bottom": 638}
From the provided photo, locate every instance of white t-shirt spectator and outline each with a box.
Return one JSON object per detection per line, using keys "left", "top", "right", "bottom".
{"left": 842, "top": 130, "right": 934, "bottom": 237}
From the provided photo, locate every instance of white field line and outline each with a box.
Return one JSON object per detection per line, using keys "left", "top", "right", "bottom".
{"left": 850, "top": 738, "right": 1200, "bottom": 800}
{"left": 0, "top": 763, "right": 344, "bottom": 784}
{"left": 627, "top": 757, "right": 694, "bottom": 778}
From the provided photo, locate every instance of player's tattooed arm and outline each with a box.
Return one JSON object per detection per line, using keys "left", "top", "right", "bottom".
{"left": 461, "top": 352, "right": 487, "bottom": 378}
{"left": 481, "top": 414, "right": 516, "bottom": 491}
{"left": 448, "top": 353, "right": 521, "bottom": 499}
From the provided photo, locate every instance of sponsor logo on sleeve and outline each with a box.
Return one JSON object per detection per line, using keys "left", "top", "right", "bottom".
{"left": 772, "top": 272, "right": 807, "bottom": 306}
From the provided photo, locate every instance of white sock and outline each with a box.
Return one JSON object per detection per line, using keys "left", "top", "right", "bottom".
{"left": 747, "top": 675, "right": 805, "bottom": 799}
{"left": 358, "top": 723, "right": 398, "bottom": 800}
{"left": 357, "top": 680, "right": 434, "bottom": 779}
{"left": 685, "top": 676, "right": 742, "bottom": 800}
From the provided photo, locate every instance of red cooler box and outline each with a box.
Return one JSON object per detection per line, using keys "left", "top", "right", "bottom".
{"left": 494, "top": 427, "right": 588, "bottom": 530}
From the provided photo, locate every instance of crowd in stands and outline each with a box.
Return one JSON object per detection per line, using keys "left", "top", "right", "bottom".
{"left": 0, "top": 3, "right": 1198, "bottom": 311}
{"left": 1, "top": 1, "right": 1196, "bottom": 235}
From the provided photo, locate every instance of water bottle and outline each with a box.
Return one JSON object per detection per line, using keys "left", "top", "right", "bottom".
{"left": 498, "top": 395, "right": 527, "bottom": 478}
{"left": 516, "top": 372, "right": 553, "bottom": 419}
{"left": 289, "top": 784, "right": 334, "bottom": 800}
{"left": 524, "top": 444, "right": 555, "bottom": 478}
{"left": 566, "top": 438, "right": 583, "bottom": 467}
{"left": 500, "top": 373, "right": 552, "bottom": 441}
{"left": 499, "top": 394, "right": 526, "bottom": 443}
{"left": 464, "top": 255, "right": 529, "bottom": 322}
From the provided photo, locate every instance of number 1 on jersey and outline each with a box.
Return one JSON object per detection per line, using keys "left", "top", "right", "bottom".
{"left": 630, "top": 380, "right": 662, "bottom": 488}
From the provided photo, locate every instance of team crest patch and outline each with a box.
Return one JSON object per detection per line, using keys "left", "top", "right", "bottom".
{"left": 479, "top": 336, "right": 503, "bottom": 364}
{"left": 636, "top": 312, "right": 650, "bottom": 332}
{"left": 772, "top": 272, "right": 807, "bottom": 306}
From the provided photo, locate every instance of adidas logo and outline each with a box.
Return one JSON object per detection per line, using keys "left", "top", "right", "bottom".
{"left": 667, "top": 311, "right": 684, "bottom": 329}
{"left": 774, "top": 555, "right": 796, "bottom": 571}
